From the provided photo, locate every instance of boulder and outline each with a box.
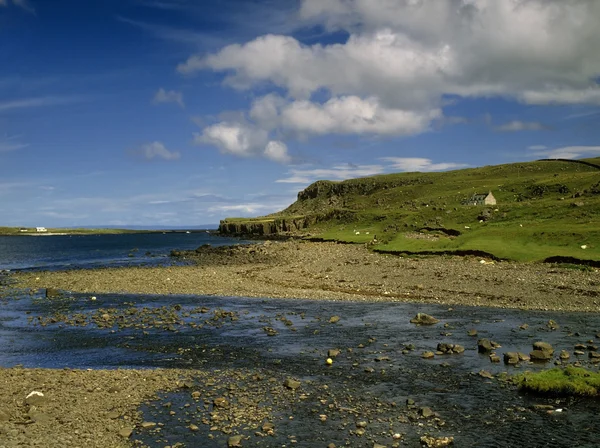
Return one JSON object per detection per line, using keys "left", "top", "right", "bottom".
{"left": 477, "top": 339, "right": 500, "bottom": 353}
{"left": 228, "top": 435, "right": 243, "bottom": 447}
{"left": 530, "top": 350, "right": 552, "bottom": 361}
{"left": 410, "top": 313, "right": 439, "bottom": 325}
{"left": 284, "top": 378, "right": 301, "bottom": 390}
{"left": 503, "top": 352, "right": 519, "bottom": 365}
{"left": 533, "top": 341, "right": 554, "bottom": 355}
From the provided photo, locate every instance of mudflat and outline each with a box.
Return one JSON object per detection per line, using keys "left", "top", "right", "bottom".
{"left": 15, "top": 240, "right": 600, "bottom": 312}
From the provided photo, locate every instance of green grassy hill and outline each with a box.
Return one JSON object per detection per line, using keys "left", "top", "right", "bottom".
{"left": 220, "top": 158, "right": 600, "bottom": 262}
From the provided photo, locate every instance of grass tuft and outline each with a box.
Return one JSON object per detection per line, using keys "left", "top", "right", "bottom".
{"left": 515, "top": 366, "right": 600, "bottom": 396}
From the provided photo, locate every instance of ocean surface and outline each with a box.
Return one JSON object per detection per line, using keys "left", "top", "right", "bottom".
{"left": 0, "top": 232, "right": 247, "bottom": 271}
{"left": 1, "top": 233, "right": 600, "bottom": 447}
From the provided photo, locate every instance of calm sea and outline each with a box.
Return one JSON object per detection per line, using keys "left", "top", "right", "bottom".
{"left": 0, "top": 232, "right": 247, "bottom": 271}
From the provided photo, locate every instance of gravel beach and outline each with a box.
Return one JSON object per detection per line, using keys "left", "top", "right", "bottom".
{"left": 3, "top": 240, "right": 600, "bottom": 447}
{"left": 15, "top": 240, "right": 600, "bottom": 312}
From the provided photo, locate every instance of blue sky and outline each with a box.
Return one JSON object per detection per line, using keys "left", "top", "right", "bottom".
{"left": 1, "top": 0, "right": 599, "bottom": 228}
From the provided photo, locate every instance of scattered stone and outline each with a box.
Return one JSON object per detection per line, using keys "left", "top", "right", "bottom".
{"left": 478, "top": 370, "right": 493, "bottom": 379}
{"left": 530, "top": 350, "right": 552, "bottom": 361}
{"left": 467, "top": 329, "right": 478, "bottom": 337}
{"left": 25, "top": 391, "right": 46, "bottom": 406}
{"left": 213, "top": 397, "right": 230, "bottom": 408}
{"left": 420, "top": 407, "right": 434, "bottom": 418}
{"left": 421, "top": 351, "right": 435, "bottom": 359}
{"left": 420, "top": 435, "right": 454, "bottom": 447}
{"left": 140, "top": 421, "right": 157, "bottom": 429}
{"left": 559, "top": 350, "right": 570, "bottom": 360}
{"left": 119, "top": 427, "right": 133, "bottom": 438}
{"left": 489, "top": 354, "right": 500, "bottom": 363}
{"left": 533, "top": 341, "right": 554, "bottom": 355}
{"left": 189, "top": 424, "right": 199, "bottom": 431}
{"left": 437, "top": 343, "right": 465, "bottom": 354}
{"left": 228, "top": 435, "right": 243, "bottom": 447}
{"left": 329, "top": 315, "right": 341, "bottom": 324}
{"left": 547, "top": 320, "right": 559, "bottom": 330}
{"left": 284, "top": 378, "right": 301, "bottom": 390}
{"left": 503, "top": 352, "right": 519, "bottom": 365}
{"left": 328, "top": 349, "right": 341, "bottom": 358}
{"left": 410, "top": 313, "right": 439, "bottom": 325}
{"left": 477, "top": 339, "right": 500, "bottom": 353}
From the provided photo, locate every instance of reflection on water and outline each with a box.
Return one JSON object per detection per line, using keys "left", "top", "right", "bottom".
{"left": 2, "top": 280, "right": 600, "bottom": 447}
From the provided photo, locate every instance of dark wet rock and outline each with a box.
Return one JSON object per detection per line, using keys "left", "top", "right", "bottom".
{"left": 477, "top": 338, "right": 500, "bottom": 353}
{"left": 559, "top": 350, "right": 570, "bottom": 360}
{"left": 284, "top": 378, "right": 301, "bottom": 390}
{"left": 503, "top": 352, "right": 519, "bottom": 365}
{"left": 574, "top": 343, "right": 587, "bottom": 350}
{"left": 489, "top": 354, "right": 500, "bottom": 363}
{"left": 410, "top": 313, "right": 439, "bottom": 325}
{"left": 518, "top": 352, "right": 530, "bottom": 362}
{"left": 589, "top": 351, "right": 600, "bottom": 359}
{"left": 45, "top": 288, "right": 61, "bottom": 298}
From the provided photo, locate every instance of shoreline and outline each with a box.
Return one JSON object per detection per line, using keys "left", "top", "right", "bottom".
{"left": 14, "top": 240, "right": 600, "bottom": 313}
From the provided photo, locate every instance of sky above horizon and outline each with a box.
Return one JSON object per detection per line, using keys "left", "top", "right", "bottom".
{"left": 1, "top": 0, "right": 600, "bottom": 228}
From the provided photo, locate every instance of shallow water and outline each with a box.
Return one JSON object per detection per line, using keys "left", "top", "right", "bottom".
{"left": 2, "top": 278, "right": 600, "bottom": 447}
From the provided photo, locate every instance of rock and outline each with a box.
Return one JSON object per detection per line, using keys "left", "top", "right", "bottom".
{"left": 410, "top": 313, "right": 439, "bottom": 325}
{"left": 559, "top": 350, "right": 570, "bottom": 360}
{"left": 420, "top": 435, "right": 454, "bottom": 447}
{"left": 329, "top": 316, "right": 341, "bottom": 324}
{"left": 503, "top": 352, "right": 519, "bottom": 365}
{"left": 45, "top": 288, "right": 61, "bottom": 298}
{"left": 530, "top": 350, "right": 552, "bottom": 361}
{"left": 213, "top": 397, "right": 230, "bottom": 408}
{"left": 189, "top": 424, "right": 199, "bottom": 431}
{"left": 374, "top": 444, "right": 386, "bottom": 448}
{"left": 478, "top": 370, "right": 493, "bottom": 379}
{"left": 518, "top": 352, "right": 530, "bottom": 362}
{"left": 191, "top": 391, "right": 201, "bottom": 399}
{"left": 119, "top": 427, "right": 133, "bottom": 438}
{"left": 328, "top": 349, "right": 341, "bottom": 358}
{"left": 141, "top": 421, "right": 157, "bottom": 429}
{"left": 25, "top": 391, "right": 46, "bottom": 406}
{"left": 589, "top": 351, "right": 600, "bottom": 359}
{"left": 420, "top": 407, "right": 434, "bottom": 418}
{"left": 421, "top": 351, "right": 435, "bottom": 359}
{"left": 284, "top": 378, "right": 301, "bottom": 390}
{"left": 489, "top": 354, "right": 500, "bottom": 363}
{"left": 228, "top": 435, "right": 243, "bottom": 447}
{"left": 467, "top": 329, "right": 478, "bottom": 337}
{"left": 532, "top": 341, "right": 554, "bottom": 355}
{"left": 477, "top": 339, "right": 495, "bottom": 353}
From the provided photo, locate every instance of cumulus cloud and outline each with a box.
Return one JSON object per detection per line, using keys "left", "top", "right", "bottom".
{"left": 380, "top": 157, "right": 468, "bottom": 172}
{"left": 494, "top": 121, "right": 548, "bottom": 132}
{"left": 139, "top": 141, "right": 181, "bottom": 160}
{"left": 182, "top": 1, "right": 600, "bottom": 109}
{"left": 528, "top": 145, "right": 600, "bottom": 159}
{"left": 195, "top": 121, "right": 292, "bottom": 164}
{"left": 264, "top": 140, "right": 291, "bottom": 163}
{"left": 153, "top": 88, "right": 185, "bottom": 108}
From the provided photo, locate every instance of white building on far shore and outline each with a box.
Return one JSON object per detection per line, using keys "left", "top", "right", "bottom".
{"left": 36, "top": 227, "right": 47, "bottom": 232}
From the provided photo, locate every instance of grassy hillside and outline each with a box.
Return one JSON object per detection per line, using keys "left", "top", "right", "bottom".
{"left": 223, "top": 158, "right": 600, "bottom": 262}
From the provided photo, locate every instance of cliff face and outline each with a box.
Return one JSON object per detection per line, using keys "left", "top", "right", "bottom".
{"left": 218, "top": 210, "right": 355, "bottom": 236}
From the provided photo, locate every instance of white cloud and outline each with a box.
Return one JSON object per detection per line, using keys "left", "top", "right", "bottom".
{"left": 0, "top": 96, "right": 85, "bottom": 112}
{"left": 494, "top": 121, "right": 548, "bottom": 132}
{"left": 195, "top": 121, "right": 292, "bottom": 164}
{"left": 153, "top": 88, "right": 185, "bottom": 108}
{"left": 276, "top": 163, "right": 384, "bottom": 184}
{"left": 139, "top": 141, "right": 181, "bottom": 160}
{"left": 264, "top": 140, "right": 291, "bottom": 163}
{"left": 528, "top": 145, "right": 547, "bottom": 150}
{"left": 528, "top": 145, "right": 600, "bottom": 159}
{"left": 380, "top": 157, "right": 468, "bottom": 172}
{"left": 279, "top": 96, "right": 440, "bottom": 136}
{"left": 181, "top": 1, "right": 600, "bottom": 109}
{"left": 196, "top": 122, "right": 268, "bottom": 157}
